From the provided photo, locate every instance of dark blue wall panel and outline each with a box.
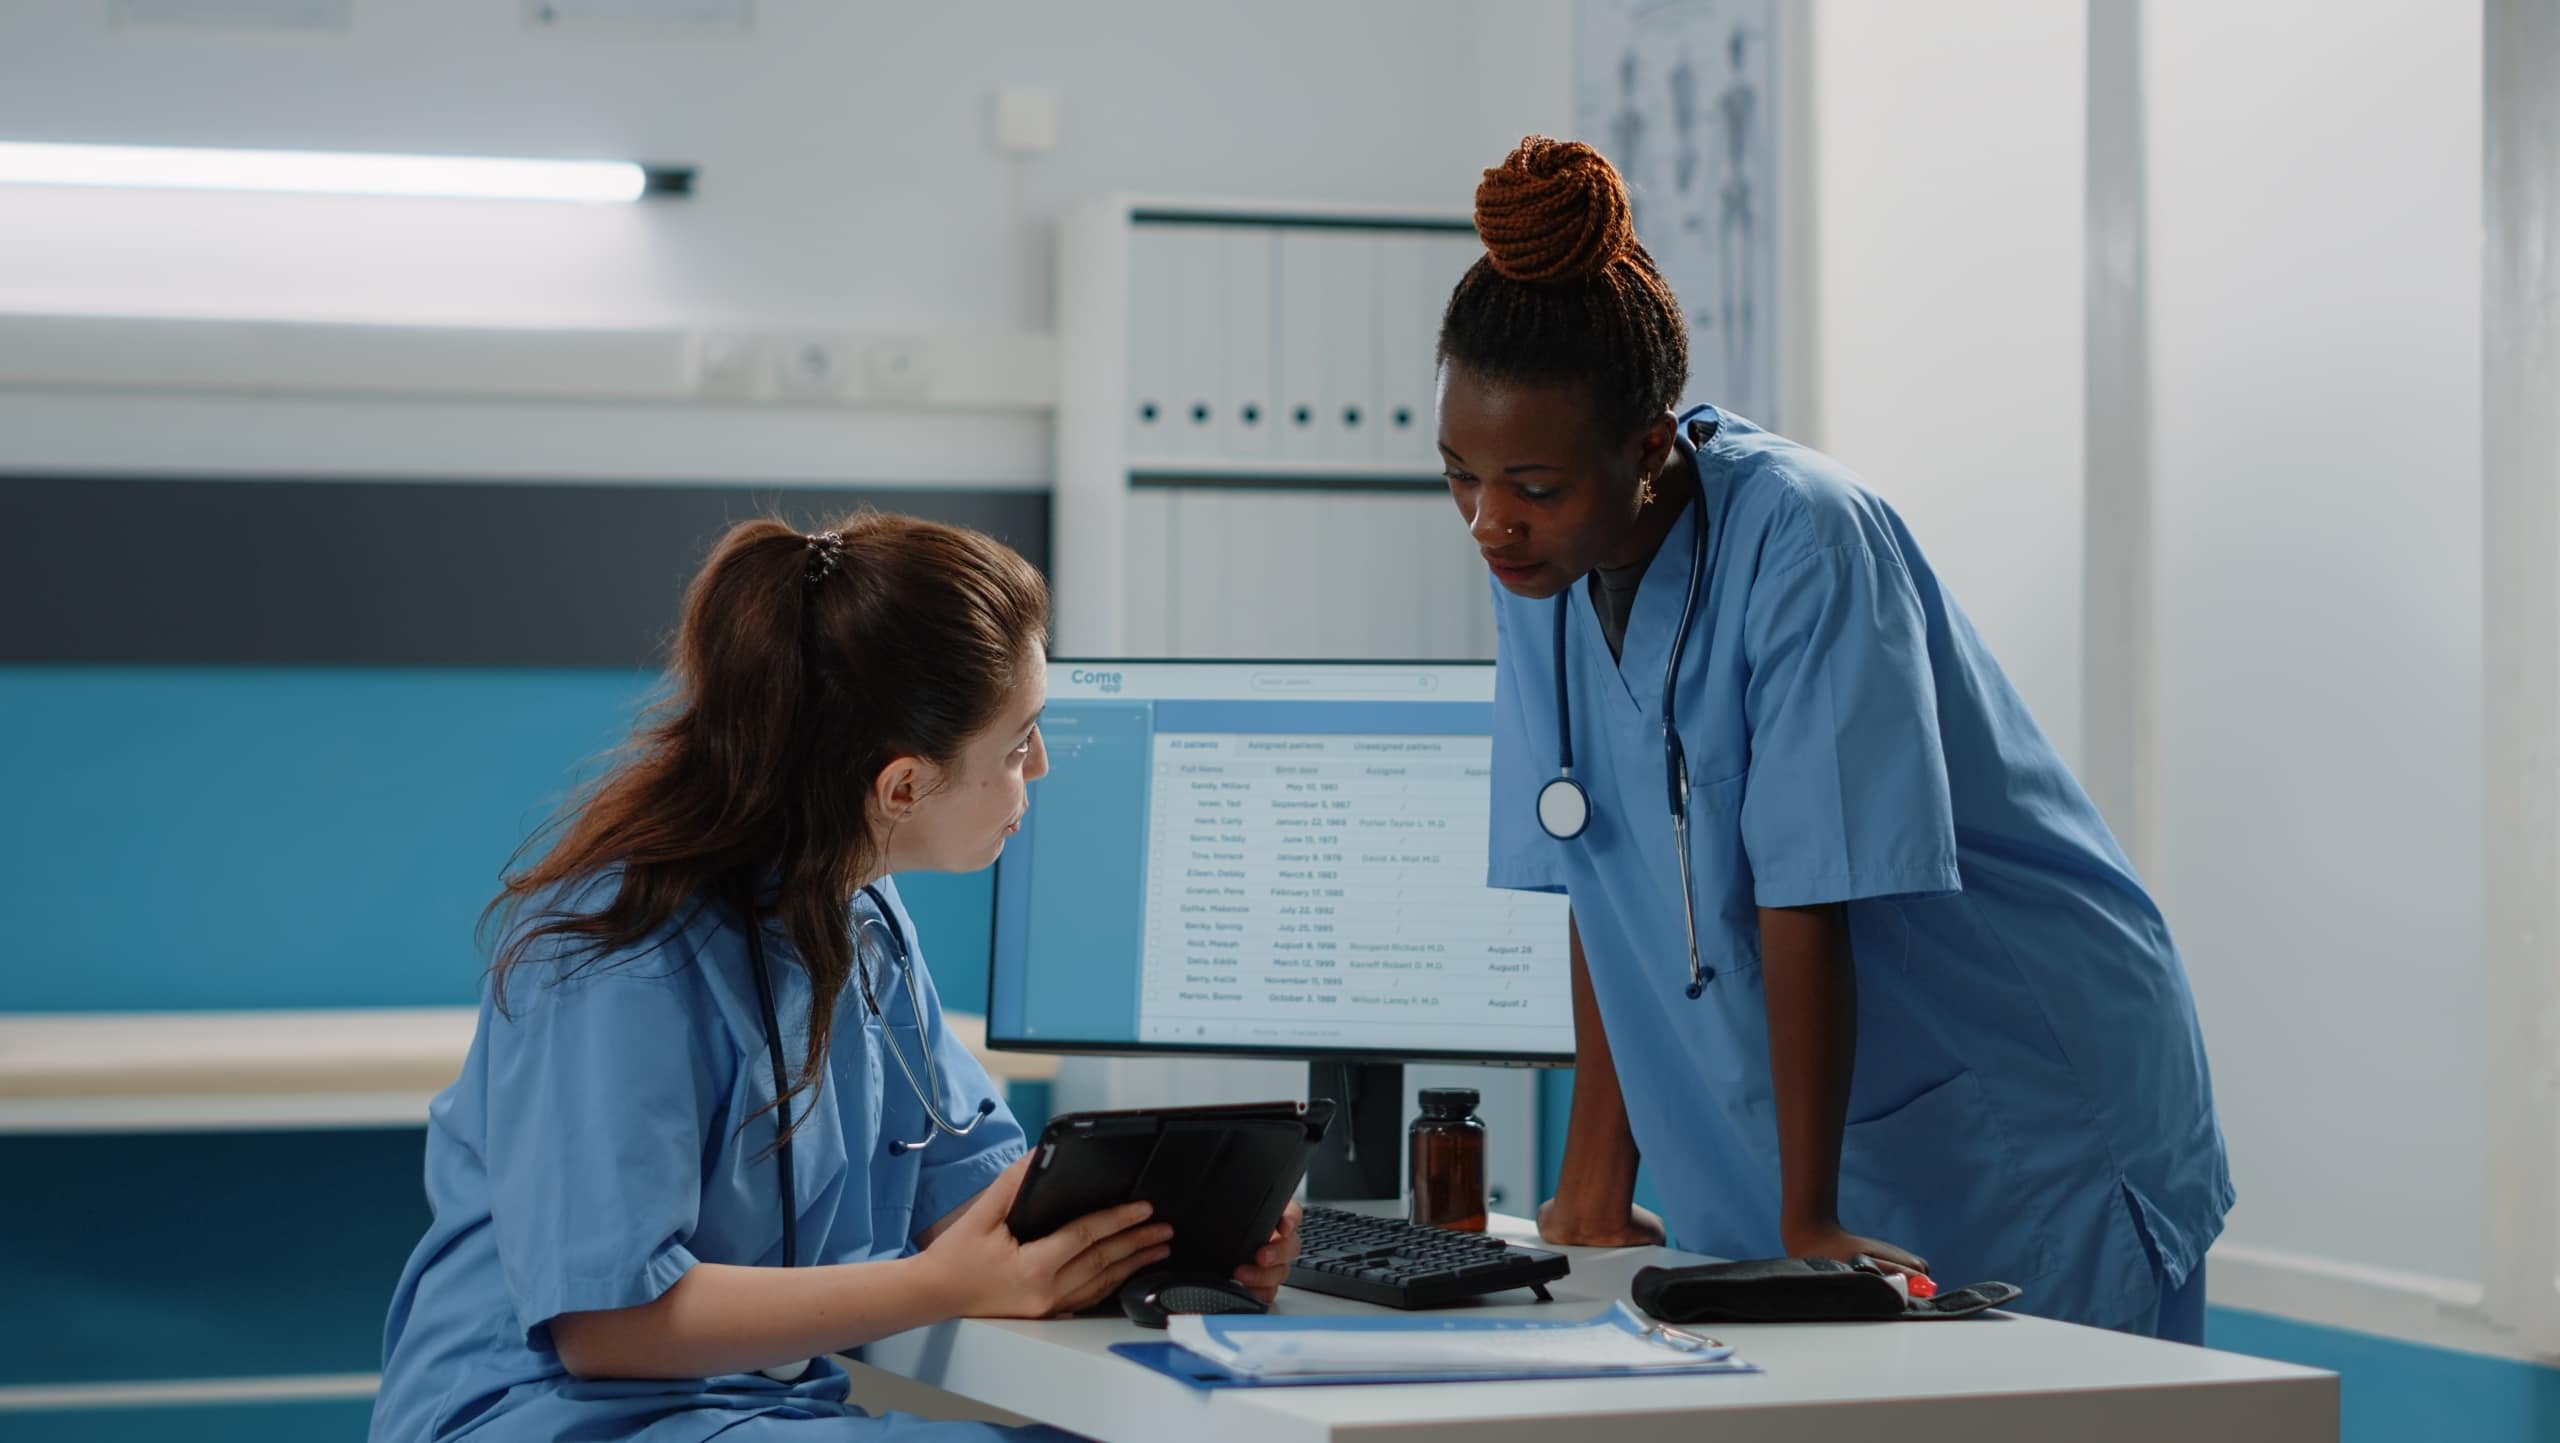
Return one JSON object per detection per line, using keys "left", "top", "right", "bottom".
{"left": 0, "top": 1130, "right": 428, "bottom": 1387}
{"left": 9, "top": 1399, "right": 379, "bottom": 1443}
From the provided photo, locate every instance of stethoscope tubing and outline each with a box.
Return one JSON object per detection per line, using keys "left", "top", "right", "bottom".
{"left": 741, "top": 881, "right": 994, "bottom": 1269}
{"left": 1541, "top": 426, "right": 1716, "bottom": 997}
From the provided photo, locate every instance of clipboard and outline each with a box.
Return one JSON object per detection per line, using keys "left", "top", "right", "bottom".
{"left": 1108, "top": 1302, "right": 1759, "bottom": 1389}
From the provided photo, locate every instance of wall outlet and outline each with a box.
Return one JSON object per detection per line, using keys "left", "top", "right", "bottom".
{"left": 772, "top": 336, "right": 849, "bottom": 400}
{"left": 693, "top": 332, "right": 761, "bottom": 399}
{"left": 864, "top": 340, "right": 932, "bottom": 402}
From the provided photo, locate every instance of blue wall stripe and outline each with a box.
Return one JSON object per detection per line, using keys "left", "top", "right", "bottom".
{"left": 0, "top": 666, "right": 994, "bottom": 1014}
{"left": 1, "top": 666, "right": 651, "bottom": 1011}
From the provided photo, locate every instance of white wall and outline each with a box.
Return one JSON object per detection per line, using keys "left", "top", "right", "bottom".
{"left": 0, "top": 1, "right": 1555, "bottom": 328}
{"left": 0, "top": 0, "right": 1568, "bottom": 481}
{"left": 1808, "top": 0, "right": 2090, "bottom": 768}
{"left": 2146, "top": 0, "right": 2485, "bottom": 1289}
{"left": 1810, "top": 0, "right": 2509, "bottom": 1350}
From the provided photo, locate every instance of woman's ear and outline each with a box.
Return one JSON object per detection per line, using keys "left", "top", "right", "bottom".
{"left": 871, "top": 755, "right": 943, "bottom": 824}
{"left": 1632, "top": 409, "right": 1679, "bottom": 481}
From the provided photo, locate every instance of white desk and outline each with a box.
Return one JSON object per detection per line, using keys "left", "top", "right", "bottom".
{"left": 859, "top": 1215, "right": 2337, "bottom": 1443}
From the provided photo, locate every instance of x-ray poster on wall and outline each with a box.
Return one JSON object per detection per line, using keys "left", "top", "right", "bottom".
{"left": 1575, "top": 0, "right": 1779, "bottom": 427}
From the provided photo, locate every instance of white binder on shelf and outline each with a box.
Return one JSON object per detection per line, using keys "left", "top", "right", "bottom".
{"left": 1275, "top": 228, "right": 1329, "bottom": 465}
{"left": 1162, "top": 224, "right": 1226, "bottom": 464}
{"left": 1123, "top": 224, "right": 1180, "bottom": 461}
{"left": 1217, "top": 225, "right": 1278, "bottom": 460}
{"left": 1422, "top": 233, "right": 1482, "bottom": 449}
{"left": 1377, "top": 234, "right": 1438, "bottom": 471}
{"left": 1426, "top": 232, "right": 1483, "bottom": 345}
{"left": 1122, "top": 487, "right": 1175, "bottom": 657}
{"left": 1316, "top": 231, "right": 1384, "bottom": 465}
{"left": 1171, "top": 490, "right": 1229, "bottom": 658}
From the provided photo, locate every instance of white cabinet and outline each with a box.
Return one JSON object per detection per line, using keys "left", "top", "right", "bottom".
{"left": 1058, "top": 201, "right": 1494, "bottom": 665}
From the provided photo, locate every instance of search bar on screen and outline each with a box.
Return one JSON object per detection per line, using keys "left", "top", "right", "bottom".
{"left": 1249, "top": 671, "right": 1444, "bottom": 696}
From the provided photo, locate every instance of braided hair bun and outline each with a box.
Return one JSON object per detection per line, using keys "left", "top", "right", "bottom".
{"left": 1474, "top": 137, "right": 1638, "bottom": 285}
{"left": 1437, "top": 135, "right": 1689, "bottom": 435}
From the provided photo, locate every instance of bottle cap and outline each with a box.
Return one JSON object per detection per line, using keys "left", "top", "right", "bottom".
{"left": 1417, "top": 1087, "right": 1480, "bottom": 1119}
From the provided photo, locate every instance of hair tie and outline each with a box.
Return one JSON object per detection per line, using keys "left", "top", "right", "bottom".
{"left": 803, "top": 530, "right": 844, "bottom": 583}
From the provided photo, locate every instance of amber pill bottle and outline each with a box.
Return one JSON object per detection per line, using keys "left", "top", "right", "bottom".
{"left": 1408, "top": 1087, "right": 1487, "bottom": 1231}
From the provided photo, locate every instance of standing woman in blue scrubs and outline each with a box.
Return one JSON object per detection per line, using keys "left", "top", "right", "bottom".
{"left": 372, "top": 514, "right": 1298, "bottom": 1440}
{"left": 1444, "top": 139, "right": 2231, "bottom": 1339}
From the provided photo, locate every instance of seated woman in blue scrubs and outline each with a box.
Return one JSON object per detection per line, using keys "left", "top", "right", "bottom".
{"left": 373, "top": 514, "right": 1299, "bottom": 1440}
{"left": 1445, "top": 139, "right": 2231, "bottom": 1340}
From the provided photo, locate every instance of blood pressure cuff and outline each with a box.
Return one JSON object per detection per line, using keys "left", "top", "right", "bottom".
{"left": 1631, "top": 1257, "right": 2023, "bottom": 1323}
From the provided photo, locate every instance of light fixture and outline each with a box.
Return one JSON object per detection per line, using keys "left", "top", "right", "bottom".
{"left": 0, "top": 142, "right": 693, "bottom": 203}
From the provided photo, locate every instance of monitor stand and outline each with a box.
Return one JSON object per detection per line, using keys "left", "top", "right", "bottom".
{"left": 1304, "top": 1060, "right": 1402, "bottom": 1206}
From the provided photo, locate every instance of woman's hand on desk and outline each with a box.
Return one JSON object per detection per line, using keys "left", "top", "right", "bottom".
{"left": 921, "top": 1155, "right": 1174, "bottom": 1319}
{"left": 1232, "top": 1199, "right": 1304, "bottom": 1303}
{"left": 1537, "top": 1197, "right": 1668, "bottom": 1248}
{"left": 1781, "top": 1217, "right": 1928, "bottom": 1277}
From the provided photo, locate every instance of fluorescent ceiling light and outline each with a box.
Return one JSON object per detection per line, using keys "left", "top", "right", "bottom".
{"left": 0, "top": 142, "right": 692, "bottom": 202}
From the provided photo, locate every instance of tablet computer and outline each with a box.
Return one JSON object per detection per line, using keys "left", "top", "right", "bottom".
{"left": 1006, "top": 1099, "right": 1335, "bottom": 1278}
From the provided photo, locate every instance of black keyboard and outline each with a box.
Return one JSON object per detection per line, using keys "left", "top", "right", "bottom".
{"left": 1285, "top": 1206, "right": 1571, "bottom": 1310}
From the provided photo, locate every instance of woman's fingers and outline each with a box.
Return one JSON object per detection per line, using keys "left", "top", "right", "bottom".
{"left": 1051, "top": 1221, "right": 1175, "bottom": 1306}
{"left": 1021, "top": 1198, "right": 1156, "bottom": 1272}
{"left": 1058, "top": 1238, "right": 1175, "bottom": 1315}
{"left": 1231, "top": 1262, "right": 1289, "bottom": 1303}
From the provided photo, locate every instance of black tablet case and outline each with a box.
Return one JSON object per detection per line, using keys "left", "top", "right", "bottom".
{"left": 1632, "top": 1257, "right": 2025, "bottom": 1323}
{"left": 1005, "top": 1099, "right": 1335, "bottom": 1278}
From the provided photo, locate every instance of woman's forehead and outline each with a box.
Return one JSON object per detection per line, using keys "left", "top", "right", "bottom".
{"left": 1439, "top": 373, "right": 1605, "bottom": 457}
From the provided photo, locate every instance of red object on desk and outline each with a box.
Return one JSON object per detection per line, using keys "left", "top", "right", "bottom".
{"left": 1906, "top": 1272, "right": 1939, "bottom": 1300}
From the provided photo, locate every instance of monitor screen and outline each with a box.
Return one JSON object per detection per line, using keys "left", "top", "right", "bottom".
{"left": 986, "top": 659, "right": 1574, "bottom": 1064}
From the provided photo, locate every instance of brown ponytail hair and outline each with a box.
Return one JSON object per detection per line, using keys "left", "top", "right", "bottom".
{"left": 485, "top": 510, "right": 1049, "bottom": 1137}
{"left": 1439, "top": 136, "right": 1691, "bottom": 436}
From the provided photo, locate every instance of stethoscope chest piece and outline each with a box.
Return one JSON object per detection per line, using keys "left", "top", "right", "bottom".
{"left": 1536, "top": 774, "right": 1591, "bottom": 840}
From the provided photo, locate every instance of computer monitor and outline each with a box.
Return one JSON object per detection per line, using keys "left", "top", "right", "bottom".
{"left": 987, "top": 659, "right": 1575, "bottom": 1198}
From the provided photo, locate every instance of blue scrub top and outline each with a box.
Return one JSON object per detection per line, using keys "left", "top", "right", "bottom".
{"left": 371, "top": 877, "right": 1028, "bottom": 1442}
{"left": 1489, "top": 407, "right": 2233, "bottom": 1331}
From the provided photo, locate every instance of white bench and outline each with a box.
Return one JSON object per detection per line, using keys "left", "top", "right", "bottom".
{"left": 0, "top": 1008, "right": 1058, "bottom": 1134}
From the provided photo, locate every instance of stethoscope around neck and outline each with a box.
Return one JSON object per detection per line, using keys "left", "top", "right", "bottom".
{"left": 736, "top": 881, "right": 995, "bottom": 1270}
{"left": 1535, "top": 420, "right": 1717, "bottom": 999}
{"left": 732, "top": 881, "right": 992, "bottom": 1383}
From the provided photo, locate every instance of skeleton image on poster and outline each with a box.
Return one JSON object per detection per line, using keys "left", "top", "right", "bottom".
{"left": 1576, "top": 0, "right": 1778, "bottom": 425}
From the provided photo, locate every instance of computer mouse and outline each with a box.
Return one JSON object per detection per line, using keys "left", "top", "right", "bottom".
{"left": 1118, "top": 1273, "right": 1270, "bottom": 1330}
